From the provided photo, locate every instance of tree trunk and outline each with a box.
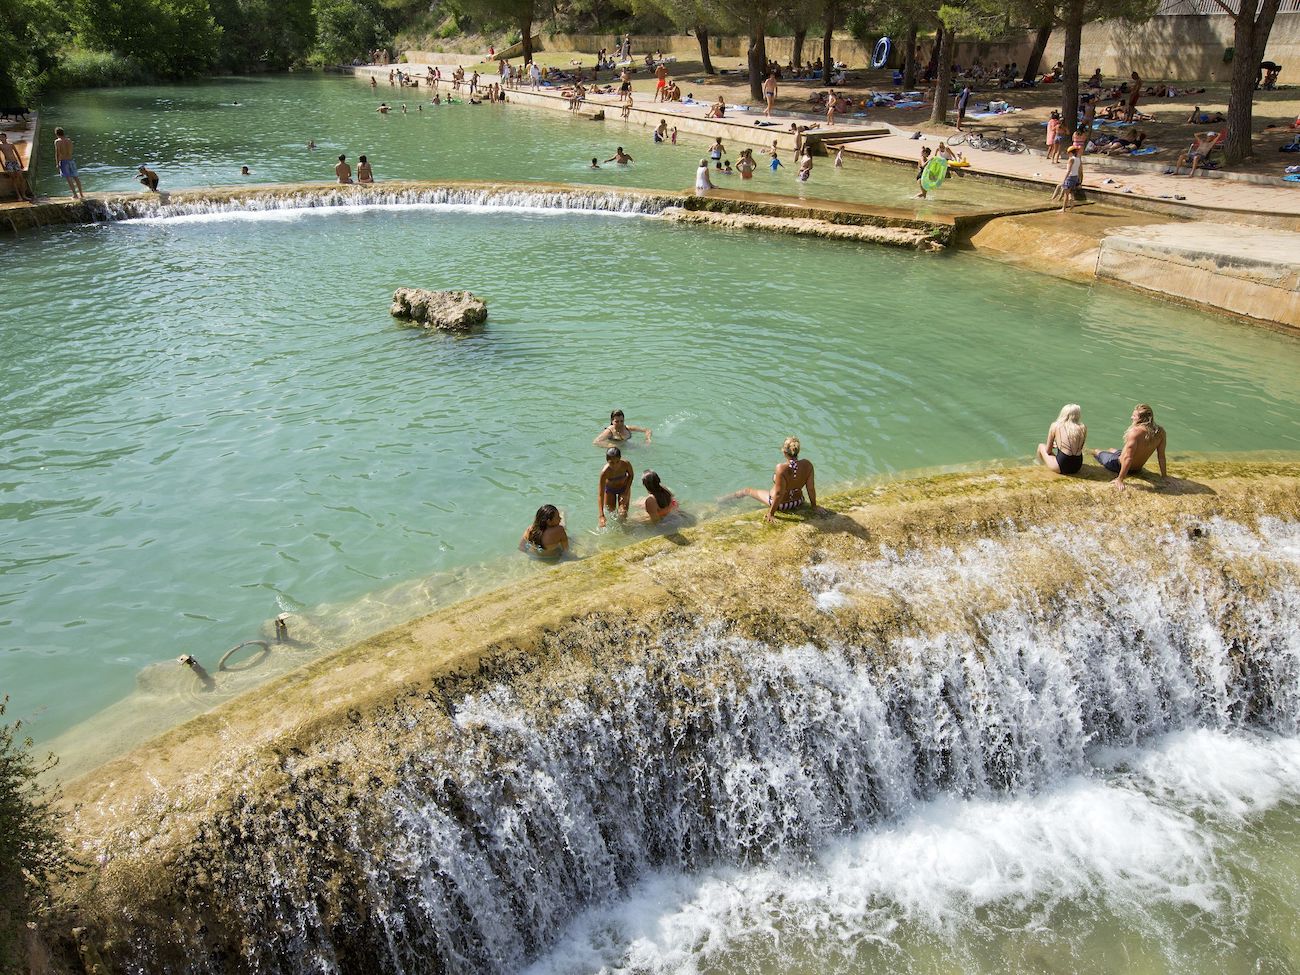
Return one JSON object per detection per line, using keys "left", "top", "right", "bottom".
{"left": 694, "top": 26, "right": 715, "bottom": 74}
{"left": 793, "top": 28, "right": 807, "bottom": 70}
{"left": 748, "top": 30, "right": 767, "bottom": 101}
{"left": 519, "top": 13, "right": 534, "bottom": 64}
{"left": 823, "top": 2, "right": 837, "bottom": 84}
{"left": 902, "top": 21, "right": 918, "bottom": 87}
{"left": 928, "top": 24, "right": 955, "bottom": 125}
{"left": 1225, "top": 0, "right": 1280, "bottom": 163}
{"left": 926, "top": 26, "right": 942, "bottom": 77}
{"left": 1023, "top": 20, "right": 1053, "bottom": 82}
{"left": 1059, "top": 0, "right": 1083, "bottom": 132}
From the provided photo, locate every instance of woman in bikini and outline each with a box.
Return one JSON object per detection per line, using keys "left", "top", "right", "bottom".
{"left": 598, "top": 447, "right": 635, "bottom": 527}
{"left": 729, "top": 436, "right": 819, "bottom": 523}
{"left": 639, "top": 470, "right": 679, "bottom": 523}
{"left": 1036, "top": 403, "right": 1087, "bottom": 475}
{"left": 594, "top": 409, "right": 651, "bottom": 446}
{"left": 519, "top": 504, "right": 568, "bottom": 558}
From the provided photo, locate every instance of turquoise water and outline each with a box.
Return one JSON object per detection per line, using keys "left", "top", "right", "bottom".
{"left": 5, "top": 75, "right": 1300, "bottom": 751}
{"left": 30, "top": 74, "right": 1033, "bottom": 210}
{"left": 3, "top": 199, "right": 1299, "bottom": 750}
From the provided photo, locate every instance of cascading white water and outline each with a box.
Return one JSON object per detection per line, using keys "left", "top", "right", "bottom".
{"left": 105, "top": 514, "right": 1300, "bottom": 975}
{"left": 83, "top": 186, "right": 679, "bottom": 223}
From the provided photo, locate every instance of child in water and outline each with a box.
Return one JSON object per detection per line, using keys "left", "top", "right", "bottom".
{"left": 597, "top": 447, "right": 635, "bottom": 527}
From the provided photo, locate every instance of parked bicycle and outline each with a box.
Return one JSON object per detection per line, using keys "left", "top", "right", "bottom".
{"left": 948, "top": 130, "right": 1027, "bottom": 153}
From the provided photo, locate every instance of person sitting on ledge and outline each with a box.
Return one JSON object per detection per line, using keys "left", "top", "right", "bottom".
{"left": 1093, "top": 403, "right": 1167, "bottom": 490}
{"left": 519, "top": 504, "right": 568, "bottom": 558}
{"left": 1036, "top": 403, "right": 1087, "bottom": 475}
{"left": 334, "top": 154, "right": 353, "bottom": 183}
{"left": 727, "top": 436, "right": 821, "bottom": 523}
{"left": 137, "top": 165, "right": 159, "bottom": 192}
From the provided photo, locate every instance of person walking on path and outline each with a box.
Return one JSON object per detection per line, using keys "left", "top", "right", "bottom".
{"left": 1093, "top": 403, "right": 1167, "bottom": 490}
{"left": 53, "top": 127, "right": 84, "bottom": 199}
{"left": 955, "top": 83, "right": 972, "bottom": 130}
{"left": 1046, "top": 111, "right": 1063, "bottom": 163}
{"left": 763, "top": 71, "right": 779, "bottom": 117}
{"left": 0, "top": 133, "right": 34, "bottom": 201}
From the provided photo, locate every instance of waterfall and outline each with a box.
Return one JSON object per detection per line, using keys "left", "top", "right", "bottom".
{"left": 81, "top": 185, "right": 680, "bottom": 224}
{"left": 96, "top": 511, "right": 1300, "bottom": 975}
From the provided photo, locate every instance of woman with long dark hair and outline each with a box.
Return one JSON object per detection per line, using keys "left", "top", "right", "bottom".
{"left": 639, "top": 470, "right": 678, "bottom": 523}
{"left": 519, "top": 504, "right": 568, "bottom": 558}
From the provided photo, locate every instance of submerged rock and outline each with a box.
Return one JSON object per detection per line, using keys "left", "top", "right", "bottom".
{"left": 390, "top": 288, "right": 488, "bottom": 331}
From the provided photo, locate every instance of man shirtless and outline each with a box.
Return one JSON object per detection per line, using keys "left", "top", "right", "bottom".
{"left": 654, "top": 61, "right": 669, "bottom": 102}
{"left": 1093, "top": 403, "right": 1167, "bottom": 490}
{"left": 0, "top": 133, "right": 33, "bottom": 201}
{"left": 729, "top": 436, "right": 821, "bottom": 523}
{"left": 335, "top": 154, "right": 353, "bottom": 183}
{"left": 53, "top": 127, "right": 84, "bottom": 199}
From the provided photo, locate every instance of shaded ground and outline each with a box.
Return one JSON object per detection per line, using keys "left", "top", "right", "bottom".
{"left": 441, "top": 49, "right": 1300, "bottom": 178}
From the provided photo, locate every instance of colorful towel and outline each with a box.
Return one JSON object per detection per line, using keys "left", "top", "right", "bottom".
{"left": 1129, "top": 146, "right": 1159, "bottom": 155}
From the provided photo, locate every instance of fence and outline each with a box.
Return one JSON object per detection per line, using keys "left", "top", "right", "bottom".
{"left": 1155, "top": 0, "right": 1300, "bottom": 14}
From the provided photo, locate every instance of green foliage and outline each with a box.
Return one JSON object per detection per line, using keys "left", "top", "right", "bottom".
{"left": 0, "top": 0, "right": 67, "bottom": 106}
{"left": 310, "top": 0, "right": 384, "bottom": 64}
{"left": 210, "top": 0, "right": 315, "bottom": 70}
{"left": 0, "top": 698, "right": 72, "bottom": 973}
{"left": 71, "top": 0, "right": 222, "bottom": 76}
{"left": 47, "top": 47, "right": 153, "bottom": 88}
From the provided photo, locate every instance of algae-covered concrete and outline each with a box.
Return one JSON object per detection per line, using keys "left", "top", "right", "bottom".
{"left": 40, "top": 461, "right": 1300, "bottom": 972}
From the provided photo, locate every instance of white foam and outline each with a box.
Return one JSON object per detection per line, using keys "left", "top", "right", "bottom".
{"left": 117, "top": 201, "right": 648, "bottom": 227}
{"left": 525, "top": 728, "right": 1300, "bottom": 975}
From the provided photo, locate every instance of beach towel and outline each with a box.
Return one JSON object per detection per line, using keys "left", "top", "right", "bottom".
{"left": 1285, "top": 174, "right": 1300, "bottom": 182}
{"left": 894, "top": 100, "right": 925, "bottom": 109}
{"left": 1129, "top": 146, "right": 1159, "bottom": 155}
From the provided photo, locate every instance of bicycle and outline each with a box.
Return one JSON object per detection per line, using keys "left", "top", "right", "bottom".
{"left": 965, "top": 129, "right": 1027, "bottom": 153}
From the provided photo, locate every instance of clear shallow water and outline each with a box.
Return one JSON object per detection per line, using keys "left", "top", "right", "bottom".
{"left": 3, "top": 202, "right": 1299, "bottom": 747}
{"left": 31, "top": 74, "right": 1033, "bottom": 211}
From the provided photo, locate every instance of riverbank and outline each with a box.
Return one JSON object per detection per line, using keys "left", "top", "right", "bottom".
{"left": 36, "top": 459, "right": 1300, "bottom": 973}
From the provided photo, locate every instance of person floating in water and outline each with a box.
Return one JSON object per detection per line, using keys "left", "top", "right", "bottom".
{"left": 594, "top": 409, "right": 651, "bottom": 446}
{"left": 598, "top": 446, "right": 635, "bottom": 527}
{"left": 728, "top": 436, "right": 820, "bottom": 523}
{"left": 239, "top": 165, "right": 252, "bottom": 176}
{"left": 519, "top": 504, "right": 568, "bottom": 557}
{"left": 639, "top": 470, "right": 678, "bottom": 523}
{"left": 1036, "top": 403, "right": 1087, "bottom": 475}
{"left": 1093, "top": 403, "right": 1167, "bottom": 490}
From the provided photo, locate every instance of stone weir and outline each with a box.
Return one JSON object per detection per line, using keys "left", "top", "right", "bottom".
{"left": 0, "top": 180, "right": 955, "bottom": 250}
{"left": 35, "top": 461, "right": 1300, "bottom": 974}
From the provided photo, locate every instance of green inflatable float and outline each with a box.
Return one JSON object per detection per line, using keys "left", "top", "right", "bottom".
{"left": 919, "top": 156, "right": 949, "bottom": 192}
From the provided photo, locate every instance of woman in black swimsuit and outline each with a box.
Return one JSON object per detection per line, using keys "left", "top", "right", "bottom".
{"left": 594, "top": 408, "right": 652, "bottom": 446}
{"left": 597, "top": 447, "right": 635, "bottom": 527}
{"left": 1036, "top": 403, "right": 1087, "bottom": 475}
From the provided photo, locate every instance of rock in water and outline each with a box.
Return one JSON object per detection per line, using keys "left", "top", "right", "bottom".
{"left": 390, "top": 288, "right": 488, "bottom": 331}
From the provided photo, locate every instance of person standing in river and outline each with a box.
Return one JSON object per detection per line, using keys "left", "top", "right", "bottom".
{"left": 728, "top": 436, "right": 820, "bottom": 523}
{"left": 598, "top": 447, "right": 635, "bottom": 527}
{"left": 53, "top": 127, "right": 84, "bottom": 199}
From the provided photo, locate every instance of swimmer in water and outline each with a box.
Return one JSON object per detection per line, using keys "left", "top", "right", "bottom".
{"left": 590, "top": 157, "right": 601, "bottom": 168}
{"left": 727, "top": 436, "right": 821, "bottom": 523}
{"left": 594, "top": 409, "right": 651, "bottom": 446}
{"left": 519, "top": 504, "right": 568, "bottom": 557}
{"left": 377, "top": 103, "right": 390, "bottom": 114}
{"left": 639, "top": 470, "right": 678, "bottom": 523}
{"left": 604, "top": 146, "right": 634, "bottom": 165}
{"left": 308, "top": 140, "right": 317, "bottom": 150}
{"left": 239, "top": 165, "right": 252, "bottom": 175}
{"left": 598, "top": 446, "right": 635, "bottom": 527}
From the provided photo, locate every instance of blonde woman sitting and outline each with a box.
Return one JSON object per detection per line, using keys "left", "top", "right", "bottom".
{"left": 1036, "top": 403, "right": 1087, "bottom": 475}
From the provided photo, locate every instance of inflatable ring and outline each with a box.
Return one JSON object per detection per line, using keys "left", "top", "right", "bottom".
{"left": 919, "top": 156, "right": 949, "bottom": 191}
{"left": 218, "top": 640, "right": 270, "bottom": 672}
{"left": 871, "top": 37, "right": 891, "bottom": 70}
{"left": 947, "top": 158, "right": 971, "bottom": 168}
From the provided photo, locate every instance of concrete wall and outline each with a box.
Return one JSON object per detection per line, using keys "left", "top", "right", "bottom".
{"left": 417, "top": 14, "right": 1300, "bottom": 83}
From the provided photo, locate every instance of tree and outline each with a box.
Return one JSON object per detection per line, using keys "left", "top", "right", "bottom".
{"left": 311, "top": 0, "right": 383, "bottom": 63}
{"left": 211, "top": 0, "right": 315, "bottom": 70}
{"left": 1221, "top": 0, "right": 1281, "bottom": 163}
{"left": 632, "top": 0, "right": 721, "bottom": 73}
{"left": 0, "top": 699, "right": 73, "bottom": 973}
{"left": 701, "top": 0, "right": 785, "bottom": 100}
{"left": 456, "top": 0, "right": 540, "bottom": 62}
{"left": 1052, "top": 0, "right": 1157, "bottom": 134}
{"left": 0, "top": 0, "right": 67, "bottom": 105}
{"left": 72, "top": 0, "right": 221, "bottom": 76}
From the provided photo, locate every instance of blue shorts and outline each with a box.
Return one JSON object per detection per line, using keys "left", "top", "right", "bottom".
{"left": 1096, "top": 450, "right": 1141, "bottom": 474}
{"left": 59, "top": 159, "right": 78, "bottom": 178}
{"left": 1062, "top": 175, "right": 1080, "bottom": 189}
